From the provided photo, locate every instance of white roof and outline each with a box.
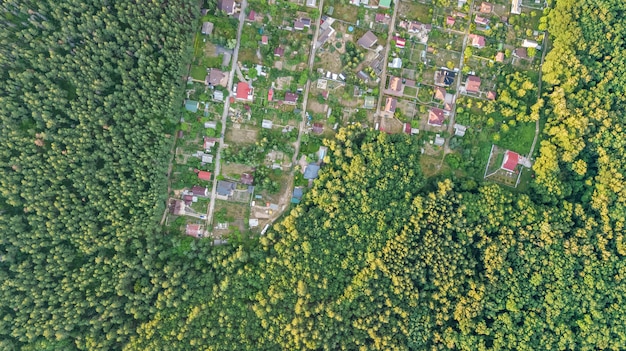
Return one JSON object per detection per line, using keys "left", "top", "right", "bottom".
{"left": 388, "top": 57, "right": 403, "bottom": 68}
{"left": 249, "top": 218, "right": 259, "bottom": 227}
{"left": 261, "top": 119, "right": 273, "bottom": 129}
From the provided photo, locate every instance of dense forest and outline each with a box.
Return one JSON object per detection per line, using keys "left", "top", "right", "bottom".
{"left": 1, "top": 0, "right": 625, "bottom": 350}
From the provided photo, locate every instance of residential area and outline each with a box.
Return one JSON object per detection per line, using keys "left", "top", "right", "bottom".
{"left": 166, "top": 0, "right": 550, "bottom": 242}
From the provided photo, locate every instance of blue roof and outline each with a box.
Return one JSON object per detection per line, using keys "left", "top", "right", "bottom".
{"left": 292, "top": 187, "right": 304, "bottom": 200}
{"left": 303, "top": 164, "right": 320, "bottom": 179}
{"left": 185, "top": 100, "right": 199, "bottom": 112}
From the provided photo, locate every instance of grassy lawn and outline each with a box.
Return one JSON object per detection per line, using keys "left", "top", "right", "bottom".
{"left": 399, "top": 2, "right": 433, "bottom": 24}
{"left": 498, "top": 121, "right": 535, "bottom": 154}
{"left": 190, "top": 65, "right": 207, "bottom": 80}
{"left": 332, "top": 4, "right": 358, "bottom": 23}
{"left": 404, "top": 86, "right": 418, "bottom": 97}
{"left": 417, "top": 85, "right": 433, "bottom": 103}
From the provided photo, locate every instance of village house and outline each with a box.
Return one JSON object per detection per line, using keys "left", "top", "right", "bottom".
{"left": 454, "top": 124, "right": 467, "bottom": 137}
{"left": 513, "top": 47, "right": 528, "bottom": 59}
{"left": 428, "top": 108, "right": 446, "bottom": 127}
{"left": 501, "top": 150, "right": 519, "bottom": 172}
{"left": 469, "top": 34, "right": 486, "bottom": 48}
{"left": 206, "top": 69, "right": 227, "bottom": 87}
{"left": 204, "top": 137, "right": 217, "bottom": 151}
{"left": 217, "top": 0, "right": 236, "bottom": 15}
{"left": 234, "top": 81, "right": 253, "bottom": 102}
{"left": 495, "top": 52, "right": 505, "bottom": 62}
{"left": 213, "top": 90, "right": 224, "bottom": 101}
{"left": 465, "top": 75, "right": 482, "bottom": 94}
{"left": 474, "top": 15, "right": 490, "bottom": 26}
{"left": 383, "top": 97, "right": 397, "bottom": 117}
{"left": 274, "top": 46, "right": 285, "bottom": 57}
{"left": 201, "top": 22, "right": 214, "bottom": 35}
{"left": 486, "top": 91, "right": 497, "bottom": 100}
{"left": 294, "top": 20, "right": 304, "bottom": 30}
{"left": 216, "top": 180, "right": 236, "bottom": 200}
{"left": 446, "top": 16, "right": 456, "bottom": 26}
{"left": 195, "top": 169, "right": 212, "bottom": 181}
{"left": 312, "top": 123, "right": 324, "bottom": 134}
{"left": 185, "top": 224, "right": 206, "bottom": 238}
{"left": 386, "top": 76, "right": 404, "bottom": 96}
{"left": 434, "top": 69, "right": 456, "bottom": 86}
{"left": 284, "top": 92, "right": 298, "bottom": 105}
{"left": 191, "top": 185, "right": 209, "bottom": 197}
{"left": 434, "top": 87, "right": 446, "bottom": 101}
{"left": 479, "top": 1, "right": 493, "bottom": 13}
{"left": 240, "top": 172, "right": 254, "bottom": 185}
{"left": 261, "top": 35, "right": 268, "bottom": 45}
{"left": 261, "top": 119, "right": 273, "bottom": 129}
{"left": 388, "top": 57, "right": 403, "bottom": 69}
{"left": 511, "top": 0, "right": 521, "bottom": 15}
{"left": 357, "top": 31, "right": 378, "bottom": 49}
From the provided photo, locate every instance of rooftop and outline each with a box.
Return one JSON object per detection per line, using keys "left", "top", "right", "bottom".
{"left": 502, "top": 150, "right": 519, "bottom": 171}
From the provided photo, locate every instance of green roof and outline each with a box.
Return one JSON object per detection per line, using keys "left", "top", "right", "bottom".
{"left": 185, "top": 100, "right": 199, "bottom": 112}
{"left": 379, "top": 0, "right": 392, "bottom": 8}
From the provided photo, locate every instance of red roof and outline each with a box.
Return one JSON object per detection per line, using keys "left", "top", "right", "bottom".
{"left": 268, "top": 88, "right": 274, "bottom": 101}
{"left": 247, "top": 10, "right": 255, "bottom": 21}
{"left": 375, "top": 13, "right": 385, "bottom": 22}
{"left": 196, "top": 170, "right": 212, "bottom": 181}
{"left": 428, "top": 108, "right": 445, "bottom": 126}
{"left": 284, "top": 92, "right": 298, "bottom": 103}
{"left": 501, "top": 151, "right": 519, "bottom": 171}
{"left": 261, "top": 35, "right": 268, "bottom": 44}
{"left": 186, "top": 224, "right": 204, "bottom": 238}
{"left": 466, "top": 76, "right": 481, "bottom": 93}
{"left": 487, "top": 90, "right": 497, "bottom": 100}
{"left": 446, "top": 16, "right": 456, "bottom": 26}
{"left": 404, "top": 123, "right": 411, "bottom": 134}
{"left": 236, "top": 82, "right": 251, "bottom": 100}
{"left": 274, "top": 46, "right": 284, "bottom": 57}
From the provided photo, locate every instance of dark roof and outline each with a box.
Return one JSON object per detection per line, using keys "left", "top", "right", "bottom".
{"left": 312, "top": 123, "right": 324, "bottom": 134}
{"left": 217, "top": 180, "right": 236, "bottom": 196}
{"left": 513, "top": 47, "right": 528, "bottom": 59}
{"left": 206, "top": 69, "right": 226, "bottom": 86}
{"left": 435, "top": 69, "right": 456, "bottom": 86}
{"left": 294, "top": 20, "right": 304, "bottom": 29}
{"left": 218, "top": 0, "right": 235, "bottom": 14}
{"left": 274, "top": 46, "right": 285, "bottom": 56}
{"left": 240, "top": 172, "right": 254, "bottom": 185}
{"left": 301, "top": 18, "right": 311, "bottom": 26}
{"left": 202, "top": 22, "right": 214, "bottom": 35}
{"left": 357, "top": 31, "right": 378, "bottom": 48}
{"left": 284, "top": 92, "right": 298, "bottom": 103}
{"left": 191, "top": 186, "right": 208, "bottom": 196}
{"left": 303, "top": 164, "right": 321, "bottom": 179}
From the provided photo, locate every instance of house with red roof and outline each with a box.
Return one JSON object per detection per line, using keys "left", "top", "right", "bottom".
{"left": 501, "top": 150, "right": 519, "bottom": 172}
{"left": 465, "top": 76, "right": 481, "bottom": 94}
{"left": 234, "top": 81, "right": 253, "bottom": 101}
{"left": 495, "top": 52, "right": 504, "bottom": 62}
{"left": 267, "top": 87, "right": 274, "bottom": 102}
{"left": 474, "top": 15, "right": 490, "bottom": 26}
{"left": 469, "top": 34, "right": 486, "bottom": 48}
{"left": 247, "top": 10, "right": 256, "bottom": 21}
{"left": 393, "top": 36, "right": 406, "bottom": 48}
{"left": 446, "top": 16, "right": 456, "bottom": 26}
{"left": 428, "top": 108, "right": 445, "bottom": 126}
{"left": 487, "top": 91, "right": 497, "bottom": 100}
{"left": 382, "top": 97, "right": 397, "bottom": 117}
{"left": 261, "top": 35, "right": 268, "bottom": 45}
{"left": 274, "top": 46, "right": 285, "bottom": 57}
{"left": 185, "top": 224, "right": 206, "bottom": 238}
{"left": 195, "top": 169, "right": 212, "bottom": 181}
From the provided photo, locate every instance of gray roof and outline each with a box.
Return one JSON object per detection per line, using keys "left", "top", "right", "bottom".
{"left": 202, "top": 22, "right": 214, "bottom": 35}
{"left": 357, "top": 31, "right": 378, "bottom": 48}
{"left": 218, "top": 0, "right": 235, "bottom": 14}
{"left": 303, "top": 163, "right": 321, "bottom": 179}
{"left": 216, "top": 180, "right": 236, "bottom": 196}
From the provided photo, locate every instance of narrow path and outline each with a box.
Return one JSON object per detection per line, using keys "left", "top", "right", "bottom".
{"left": 446, "top": 0, "right": 475, "bottom": 137}
{"left": 527, "top": 34, "right": 550, "bottom": 160}
{"left": 291, "top": 0, "right": 324, "bottom": 167}
{"left": 206, "top": 1, "right": 248, "bottom": 230}
{"left": 374, "top": 0, "right": 400, "bottom": 122}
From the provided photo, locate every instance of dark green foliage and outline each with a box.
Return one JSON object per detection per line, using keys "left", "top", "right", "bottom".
{"left": 0, "top": 0, "right": 198, "bottom": 349}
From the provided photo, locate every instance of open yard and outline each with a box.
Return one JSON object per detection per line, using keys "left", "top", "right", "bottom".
{"left": 398, "top": 1, "right": 433, "bottom": 24}
{"left": 225, "top": 124, "right": 259, "bottom": 144}
{"left": 213, "top": 200, "right": 250, "bottom": 235}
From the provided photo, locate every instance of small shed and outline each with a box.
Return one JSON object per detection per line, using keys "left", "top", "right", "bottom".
{"left": 262, "top": 119, "right": 273, "bottom": 129}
